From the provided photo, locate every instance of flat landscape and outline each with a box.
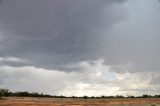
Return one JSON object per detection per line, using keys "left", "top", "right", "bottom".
{"left": 0, "top": 97, "right": 160, "bottom": 106}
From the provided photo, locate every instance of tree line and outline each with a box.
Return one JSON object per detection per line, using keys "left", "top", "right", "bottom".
{"left": 0, "top": 88, "right": 160, "bottom": 99}
{"left": 0, "top": 89, "right": 52, "bottom": 98}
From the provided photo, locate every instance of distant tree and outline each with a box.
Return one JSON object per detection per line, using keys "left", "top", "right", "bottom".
{"left": 72, "top": 96, "right": 76, "bottom": 98}
{"left": 154, "top": 95, "right": 160, "bottom": 98}
{"left": 91, "top": 96, "right": 95, "bottom": 98}
{"left": 59, "top": 95, "right": 65, "bottom": 98}
{"left": 130, "top": 96, "right": 135, "bottom": 98}
{"left": 127, "top": 95, "right": 135, "bottom": 98}
{"left": 0, "top": 89, "right": 9, "bottom": 97}
{"left": 83, "top": 96, "right": 88, "bottom": 99}
{"left": 107, "top": 96, "right": 114, "bottom": 98}
{"left": 0, "top": 91, "right": 3, "bottom": 97}
{"left": 142, "top": 94, "right": 149, "bottom": 98}
{"left": 101, "top": 95, "right": 106, "bottom": 98}
{"left": 116, "top": 95, "right": 124, "bottom": 98}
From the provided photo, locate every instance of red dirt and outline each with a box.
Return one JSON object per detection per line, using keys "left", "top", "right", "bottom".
{"left": 0, "top": 97, "right": 160, "bottom": 106}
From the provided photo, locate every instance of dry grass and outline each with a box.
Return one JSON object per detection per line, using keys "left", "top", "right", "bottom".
{"left": 0, "top": 97, "right": 160, "bottom": 106}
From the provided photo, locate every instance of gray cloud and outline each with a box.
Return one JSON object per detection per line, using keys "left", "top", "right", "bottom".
{"left": 0, "top": 0, "right": 127, "bottom": 70}
{"left": 1, "top": 62, "right": 159, "bottom": 96}
{"left": 0, "top": 0, "right": 160, "bottom": 96}
{"left": 0, "top": 0, "right": 160, "bottom": 73}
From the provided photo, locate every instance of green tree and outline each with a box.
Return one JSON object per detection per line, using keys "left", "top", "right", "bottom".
{"left": 0, "top": 91, "right": 3, "bottom": 97}
{"left": 0, "top": 89, "right": 9, "bottom": 97}
{"left": 83, "top": 96, "right": 88, "bottom": 99}
{"left": 142, "top": 94, "right": 149, "bottom": 98}
{"left": 101, "top": 95, "right": 106, "bottom": 98}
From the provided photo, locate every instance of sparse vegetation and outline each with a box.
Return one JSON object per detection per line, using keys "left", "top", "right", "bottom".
{"left": 0, "top": 88, "right": 160, "bottom": 99}
{"left": 83, "top": 95, "right": 88, "bottom": 99}
{"left": 0, "top": 97, "right": 160, "bottom": 106}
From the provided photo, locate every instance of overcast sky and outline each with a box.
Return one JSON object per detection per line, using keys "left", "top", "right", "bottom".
{"left": 0, "top": 0, "right": 160, "bottom": 96}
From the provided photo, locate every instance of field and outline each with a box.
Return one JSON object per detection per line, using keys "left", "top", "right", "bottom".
{"left": 0, "top": 97, "right": 160, "bottom": 106}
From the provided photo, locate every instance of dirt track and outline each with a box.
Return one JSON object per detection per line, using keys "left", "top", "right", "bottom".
{"left": 0, "top": 97, "right": 160, "bottom": 106}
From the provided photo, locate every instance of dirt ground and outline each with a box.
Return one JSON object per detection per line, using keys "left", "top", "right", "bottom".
{"left": 0, "top": 97, "right": 160, "bottom": 106}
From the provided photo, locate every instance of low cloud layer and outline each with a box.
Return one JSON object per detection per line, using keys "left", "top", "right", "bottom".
{"left": 1, "top": 60, "right": 159, "bottom": 96}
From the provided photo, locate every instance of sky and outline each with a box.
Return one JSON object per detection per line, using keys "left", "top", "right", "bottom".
{"left": 0, "top": 0, "right": 160, "bottom": 96}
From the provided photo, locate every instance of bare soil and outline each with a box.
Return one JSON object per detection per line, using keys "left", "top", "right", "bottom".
{"left": 0, "top": 97, "right": 160, "bottom": 106}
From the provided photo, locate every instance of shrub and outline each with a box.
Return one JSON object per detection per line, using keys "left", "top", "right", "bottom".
{"left": 83, "top": 96, "right": 88, "bottom": 99}
{"left": 0, "top": 91, "right": 3, "bottom": 97}
{"left": 0, "top": 89, "right": 9, "bottom": 97}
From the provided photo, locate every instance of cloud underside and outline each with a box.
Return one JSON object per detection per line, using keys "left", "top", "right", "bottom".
{"left": 1, "top": 60, "right": 160, "bottom": 96}
{"left": 0, "top": 0, "right": 160, "bottom": 96}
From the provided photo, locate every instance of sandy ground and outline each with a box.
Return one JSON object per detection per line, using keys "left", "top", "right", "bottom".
{"left": 0, "top": 97, "right": 160, "bottom": 106}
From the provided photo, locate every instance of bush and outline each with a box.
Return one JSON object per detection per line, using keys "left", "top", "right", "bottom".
{"left": 101, "top": 95, "right": 106, "bottom": 98}
{"left": 83, "top": 96, "right": 88, "bottom": 99}
{"left": 0, "top": 91, "right": 3, "bottom": 97}
{"left": 0, "top": 89, "right": 9, "bottom": 97}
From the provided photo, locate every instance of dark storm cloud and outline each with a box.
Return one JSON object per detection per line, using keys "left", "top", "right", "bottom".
{"left": 1, "top": 0, "right": 160, "bottom": 73}
{"left": 0, "top": 0, "right": 127, "bottom": 70}
{"left": 1, "top": 0, "right": 160, "bottom": 96}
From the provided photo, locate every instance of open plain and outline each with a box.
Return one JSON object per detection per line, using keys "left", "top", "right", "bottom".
{"left": 0, "top": 97, "right": 160, "bottom": 106}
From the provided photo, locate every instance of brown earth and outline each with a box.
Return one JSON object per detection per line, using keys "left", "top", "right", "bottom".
{"left": 0, "top": 97, "right": 160, "bottom": 106}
